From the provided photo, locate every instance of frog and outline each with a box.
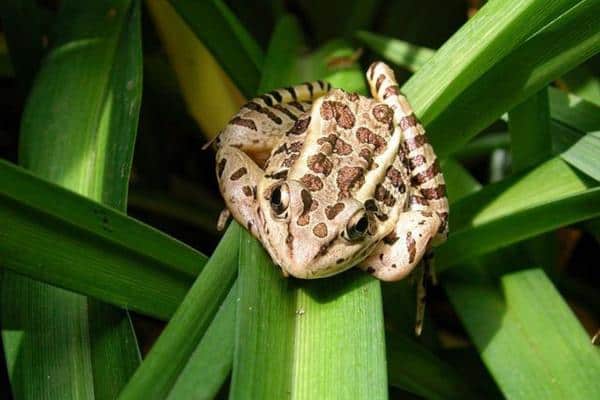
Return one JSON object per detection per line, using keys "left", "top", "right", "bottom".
{"left": 214, "top": 61, "right": 448, "bottom": 333}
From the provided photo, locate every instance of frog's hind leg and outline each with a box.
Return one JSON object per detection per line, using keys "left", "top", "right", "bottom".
{"left": 215, "top": 81, "right": 332, "bottom": 167}
{"left": 358, "top": 207, "right": 442, "bottom": 282}
{"left": 215, "top": 146, "right": 264, "bottom": 239}
{"left": 366, "top": 61, "right": 449, "bottom": 244}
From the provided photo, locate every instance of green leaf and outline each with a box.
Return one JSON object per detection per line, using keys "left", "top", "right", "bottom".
{"left": 403, "top": 0, "right": 591, "bottom": 127}
{"left": 560, "top": 63, "right": 600, "bottom": 106}
{"left": 421, "top": 0, "right": 600, "bottom": 157}
{"left": 167, "top": 284, "right": 236, "bottom": 400}
{"left": 168, "top": 0, "right": 263, "bottom": 98}
{"left": 0, "top": 159, "right": 206, "bottom": 320}
{"left": 230, "top": 16, "right": 387, "bottom": 399}
{"left": 453, "top": 132, "right": 510, "bottom": 161}
{"left": 2, "top": 2, "right": 144, "bottom": 397}
{"left": 437, "top": 157, "right": 599, "bottom": 270}
{"left": 508, "top": 88, "right": 552, "bottom": 171}
{"left": 561, "top": 132, "right": 600, "bottom": 182}
{"left": 118, "top": 224, "right": 239, "bottom": 400}
{"left": 445, "top": 269, "right": 600, "bottom": 399}
{"left": 355, "top": 30, "right": 435, "bottom": 72}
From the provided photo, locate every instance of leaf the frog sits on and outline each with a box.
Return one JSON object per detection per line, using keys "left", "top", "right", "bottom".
{"left": 214, "top": 61, "right": 449, "bottom": 333}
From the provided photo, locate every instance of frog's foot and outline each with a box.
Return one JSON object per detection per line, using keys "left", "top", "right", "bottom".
{"left": 358, "top": 210, "right": 442, "bottom": 282}
{"left": 215, "top": 146, "right": 263, "bottom": 239}
{"left": 415, "top": 251, "right": 436, "bottom": 336}
{"left": 217, "top": 208, "right": 231, "bottom": 231}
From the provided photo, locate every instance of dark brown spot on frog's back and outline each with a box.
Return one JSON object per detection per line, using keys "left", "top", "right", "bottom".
{"left": 320, "top": 101, "right": 355, "bottom": 129}
{"left": 372, "top": 104, "right": 393, "bottom": 127}
{"left": 406, "top": 231, "right": 416, "bottom": 263}
{"left": 217, "top": 159, "right": 227, "bottom": 178}
{"left": 288, "top": 116, "right": 311, "bottom": 135}
{"left": 265, "top": 170, "right": 288, "bottom": 180}
{"left": 356, "top": 127, "right": 386, "bottom": 154}
{"left": 297, "top": 214, "right": 310, "bottom": 226}
{"left": 230, "top": 116, "right": 257, "bottom": 131}
{"left": 325, "top": 202, "right": 345, "bottom": 219}
{"left": 272, "top": 104, "right": 298, "bottom": 121}
{"left": 336, "top": 166, "right": 365, "bottom": 198}
{"left": 300, "top": 189, "right": 313, "bottom": 213}
{"left": 300, "top": 174, "right": 324, "bottom": 191}
{"left": 313, "top": 223, "right": 328, "bottom": 238}
{"left": 347, "top": 92, "right": 359, "bottom": 101}
{"left": 242, "top": 186, "right": 253, "bottom": 197}
{"left": 364, "top": 199, "right": 378, "bottom": 212}
{"left": 230, "top": 167, "right": 247, "bottom": 181}
{"left": 408, "top": 154, "right": 426, "bottom": 169}
{"left": 307, "top": 153, "right": 333, "bottom": 176}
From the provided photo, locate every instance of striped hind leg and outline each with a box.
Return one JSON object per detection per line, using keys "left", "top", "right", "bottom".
{"left": 214, "top": 81, "right": 332, "bottom": 166}
{"left": 366, "top": 61, "right": 449, "bottom": 244}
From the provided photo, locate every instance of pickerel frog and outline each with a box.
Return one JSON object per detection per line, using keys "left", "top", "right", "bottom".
{"left": 214, "top": 62, "right": 448, "bottom": 333}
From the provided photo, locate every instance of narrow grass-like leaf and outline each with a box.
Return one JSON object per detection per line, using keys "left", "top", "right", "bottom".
{"left": 0, "top": 159, "right": 206, "bottom": 320}
{"left": 437, "top": 157, "right": 599, "bottom": 269}
{"left": 453, "top": 133, "right": 510, "bottom": 161}
{"left": 167, "top": 284, "right": 236, "bottom": 400}
{"left": 402, "top": 0, "right": 589, "bottom": 127}
{"left": 2, "top": 3, "right": 144, "bottom": 397}
{"left": 421, "top": 0, "right": 599, "bottom": 157}
{"left": 355, "top": 30, "right": 435, "bottom": 72}
{"left": 231, "top": 16, "right": 387, "bottom": 399}
{"left": 386, "top": 331, "right": 479, "bottom": 399}
{"left": 445, "top": 269, "right": 600, "bottom": 399}
{"left": 118, "top": 224, "right": 239, "bottom": 400}
{"left": 508, "top": 88, "right": 552, "bottom": 170}
{"left": 561, "top": 132, "right": 600, "bottom": 181}
{"left": 167, "top": 0, "right": 263, "bottom": 98}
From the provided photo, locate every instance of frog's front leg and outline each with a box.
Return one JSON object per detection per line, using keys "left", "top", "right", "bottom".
{"left": 215, "top": 146, "right": 263, "bottom": 239}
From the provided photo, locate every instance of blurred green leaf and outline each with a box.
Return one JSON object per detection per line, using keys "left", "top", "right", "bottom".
{"left": 230, "top": 16, "right": 387, "bottom": 399}
{"left": 453, "top": 132, "right": 510, "bottom": 161}
{"left": 438, "top": 157, "right": 599, "bottom": 270}
{"left": 0, "top": 159, "right": 206, "bottom": 320}
{"left": 356, "top": 30, "right": 435, "bottom": 72}
{"left": 168, "top": 0, "right": 263, "bottom": 98}
{"left": 2, "top": 2, "right": 144, "bottom": 398}
{"left": 119, "top": 224, "right": 239, "bottom": 400}
{"left": 560, "top": 63, "right": 600, "bottom": 106}
{"left": 445, "top": 269, "right": 600, "bottom": 399}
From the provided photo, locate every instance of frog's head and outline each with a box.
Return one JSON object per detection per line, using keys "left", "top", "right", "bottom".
{"left": 256, "top": 179, "right": 381, "bottom": 279}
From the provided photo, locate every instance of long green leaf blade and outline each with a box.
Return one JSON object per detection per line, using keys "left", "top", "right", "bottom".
{"left": 437, "top": 157, "right": 599, "bottom": 269}
{"left": 445, "top": 269, "right": 600, "bottom": 399}
{"left": 118, "top": 224, "right": 239, "bottom": 400}
{"left": 2, "top": 2, "right": 144, "bottom": 397}
{"left": 0, "top": 159, "right": 205, "bottom": 320}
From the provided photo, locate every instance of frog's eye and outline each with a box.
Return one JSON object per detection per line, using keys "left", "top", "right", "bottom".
{"left": 344, "top": 210, "right": 369, "bottom": 241}
{"left": 270, "top": 183, "right": 289, "bottom": 217}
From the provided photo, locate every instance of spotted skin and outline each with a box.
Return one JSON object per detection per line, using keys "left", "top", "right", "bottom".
{"left": 214, "top": 63, "right": 449, "bottom": 302}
